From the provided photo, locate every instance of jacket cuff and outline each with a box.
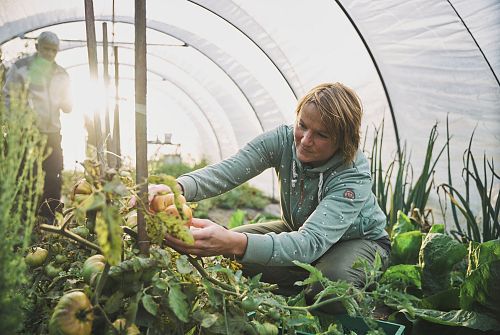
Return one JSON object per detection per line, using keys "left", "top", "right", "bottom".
{"left": 240, "top": 233, "right": 274, "bottom": 264}
{"left": 177, "top": 175, "right": 198, "bottom": 201}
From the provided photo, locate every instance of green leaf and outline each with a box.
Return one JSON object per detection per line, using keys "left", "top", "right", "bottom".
{"left": 400, "top": 308, "right": 500, "bottom": 331}
{"left": 150, "top": 247, "right": 171, "bottom": 267}
{"left": 460, "top": 259, "right": 500, "bottom": 318}
{"left": 391, "top": 231, "right": 423, "bottom": 264}
{"left": 95, "top": 207, "right": 123, "bottom": 266}
{"left": 102, "top": 176, "right": 128, "bottom": 196}
{"left": 141, "top": 294, "right": 158, "bottom": 316}
{"left": 466, "top": 239, "right": 500, "bottom": 275}
{"left": 200, "top": 313, "right": 219, "bottom": 328}
{"left": 421, "top": 288, "right": 460, "bottom": 310}
{"left": 428, "top": 224, "right": 445, "bottom": 234}
{"left": 419, "top": 233, "right": 467, "bottom": 294}
{"left": 79, "top": 192, "right": 106, "bottom": 212}
{"left": 104, "top": 291, "right": 125, "bottom": 314}
{"left": 292, "top": 260, "right": 324, "bottom": 285}
{"left": 176, "top": 255, "right": 194, "bottom": 274}
{"left": 228, "top": 209, "right": 247, "bottom": 229}
{"left": 381, "top": 264, "right": 421, "bottom": 290}
{"left": 391, "top": 211, "right": 418, "bottom": 239}
{"left": 168, "top": 283, "right": 190, "bottom": 322}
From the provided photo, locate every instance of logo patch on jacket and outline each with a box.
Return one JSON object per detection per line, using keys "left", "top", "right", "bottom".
{"left": 343, "top": 189, "right": 355, "bottom": 199}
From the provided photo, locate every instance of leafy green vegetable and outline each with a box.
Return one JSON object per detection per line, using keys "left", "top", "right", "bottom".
{"left": 391, "top": 230, "right": 423, "bottom": 265}
{"left": 419, "top": 233, "right": 467, "bottom": 294}
{"left": 420, "top": 288, "right": 460, "bottom": 311}
{"left": 466, "top": 239, "right": 500, "bottom": 276}
{"left": 460, "top": 259, "right": 500, "bottom": 319}
{"left": 391, "top": 211, "right": 418, "bottom": 239}
{"left": 428, "top": 224, "right": 444, "bottom": 234}
{"left": 400, "top": 307, "right": 500, "bottom": 331}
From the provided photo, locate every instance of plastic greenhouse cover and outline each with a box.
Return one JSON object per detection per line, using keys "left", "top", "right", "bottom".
{"left": 0, "top": 0, "right": 498, "bottom": 206}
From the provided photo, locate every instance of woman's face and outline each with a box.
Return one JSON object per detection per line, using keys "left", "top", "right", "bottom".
{"left": 294, "top": 102, "right": 338, "bottom": 167}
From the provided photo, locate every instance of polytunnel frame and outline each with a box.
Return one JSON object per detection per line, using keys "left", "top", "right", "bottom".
{"left": 60, "top": 41, "right": 243, "bottom": 160}
{"left": 0, "top": 3, "right": 408, "bottom": 151}
{"left": 1, "top": 17, "right": 270, "bottom": 133}
{"left": 66, "top": 60, "right": 225, "bottom": 161}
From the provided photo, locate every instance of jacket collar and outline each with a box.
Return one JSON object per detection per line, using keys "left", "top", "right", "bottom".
{"left": 291, "top": 140, "right": 348, "bottom": 175}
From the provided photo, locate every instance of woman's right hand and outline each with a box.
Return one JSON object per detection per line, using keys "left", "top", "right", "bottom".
{"left": 164, "top": 218, "right": 248, "bottom": 258}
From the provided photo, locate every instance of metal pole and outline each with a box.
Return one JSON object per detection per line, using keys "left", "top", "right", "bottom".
{"left": 135, "top": 0, "right": 149, "bottom": 255}
{"left": 102, "top": 22, "right": 112, "bottom": 166}
{"left": 113, "top": 46, "right": 121, "bottom": 168}
{"left": 84, "top": 0, "right": 103, "bottom": 157}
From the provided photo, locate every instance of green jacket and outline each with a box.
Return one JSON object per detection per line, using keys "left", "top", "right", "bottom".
{"left": 3, "top": 54, "right": 72, "bottom": 133}
{"left": 178, "top": 125, "right": 388, "bottom": 266}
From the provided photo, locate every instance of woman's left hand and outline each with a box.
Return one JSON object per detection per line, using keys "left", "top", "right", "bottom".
{"left": 164, "top": 218, "right": 248, "bottom": 258}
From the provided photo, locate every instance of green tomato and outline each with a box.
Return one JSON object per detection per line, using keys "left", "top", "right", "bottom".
{"left": 109, "top": 319, "right": 140, "bottom": 335}
{"left": 49, "top": 291, "right": 93, "bottom": 335}
{"left": 55, "top": 254, "right": 68, "bottom": 264}
{"left": 262, "top": 322, "right": 279, "bottom": 335}
{"left": 268, "top": 307, "right": 281, "bottom": 321}
{"left": 250, "top": 321, "right": 279, "bottom": 335}
{"left": 71, "top": 226, "right": 90, "bottom": 239}
{"left": 25, "top": 247, "right": 48, "bottom": 267}
{"left": 45, "top": 262, "right": 62, "bottom": 278}
{"left": 241, "top": 296, "right": 259, "bottom": 312}
{"left": 82, "top": 254, "right": 106, "bottom": 284}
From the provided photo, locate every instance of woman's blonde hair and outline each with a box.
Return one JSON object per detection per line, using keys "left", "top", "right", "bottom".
{"left": 295, "top": 82, "right": 362, "bottom": 163}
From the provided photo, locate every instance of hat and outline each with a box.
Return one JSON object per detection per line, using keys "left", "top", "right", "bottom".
{"left": 37, "top": 31, "right": 60, "bottom": 46}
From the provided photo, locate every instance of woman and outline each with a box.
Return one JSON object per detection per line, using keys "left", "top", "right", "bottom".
{"left": 165, "top": 83, "right": 390, "bottom": 311}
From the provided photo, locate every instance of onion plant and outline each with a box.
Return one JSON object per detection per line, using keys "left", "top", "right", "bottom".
{"left": 438, "top": 119, "right": 499, "bottom": 242}
{"left": 366, "top": 120, "right": 448, "bottom": 234}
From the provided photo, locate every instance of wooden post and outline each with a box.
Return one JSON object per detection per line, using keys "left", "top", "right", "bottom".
{"left": 135, "top": 0, "right": 149, "bottom": 255}
{"left": 113, "top": 46, "right": 121, "bottom": 168}
{"left": 84, "top": 0, "right": 103, "bottom": 158}
{"left": 102, "top": 22, "right": 112, "bottom": 166}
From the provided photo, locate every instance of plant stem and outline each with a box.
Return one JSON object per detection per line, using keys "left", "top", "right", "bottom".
{"left": 186, "top": 255, "right": 236, "bottom": 292}
{"left": 39, "top": 224, "right": 102, "bottom": 252}
{"left": 93, "top": 262, "right": 111, "bottom": 305}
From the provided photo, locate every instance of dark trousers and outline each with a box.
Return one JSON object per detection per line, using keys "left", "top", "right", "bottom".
{"left": 232, "top": 221, "right": 389, "bottom": 314}
{"left": 38, "top": 132, "right": 63, "bottom": 221}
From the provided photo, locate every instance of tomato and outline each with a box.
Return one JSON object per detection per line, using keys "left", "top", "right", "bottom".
{"left": 268, "top": 307, "right": 281, "bottom": 321}
{"left": 82, "top": 255, "right": 106, "bottom": 284}
{"left": 73, "top": 179, "right": 93, "bottom": 195}
{"left": 241, "top": 296, "right": 259, "bottom": 312}
{"left": 150, "top": 193, "right": 174, "bottom": 212}
{"left": 25, "top": 247, "right": 48, "bottom": 267}
{"left": 55, "top": 254, "right": 68, "bottom": 265}
{"left": 71, "top": 226, "right": 90, "bottom": 238}
{"left": 45, "top": 262, "right": 62, "bottom": 278}
{"left": 49, "top": 291, "right": 93, "bottom": 335}
{"left": 250, "top": 321, "right": 278, "bottom": 335}
{"left": 111, "top": 319, "right": 140, "bottom": 335}
{"left": 164, "top": 204, "right": 181, "bottom": 218}
{"left": 182, "top": 204, "right": 192, "bottom": 221}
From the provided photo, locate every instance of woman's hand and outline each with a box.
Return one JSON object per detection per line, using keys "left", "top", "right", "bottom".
{"left": 164, "top": 218, "right": 248, "bottom": 258}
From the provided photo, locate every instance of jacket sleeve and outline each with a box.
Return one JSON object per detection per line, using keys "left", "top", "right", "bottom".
{"left": 241, "top": 167, "right": 374, "bottom": 266}
{"left": 58, "top": 71, "right": 72, "bottom": 113}
{"left": 177, "top": 125, "right": 287, "bottom": 201}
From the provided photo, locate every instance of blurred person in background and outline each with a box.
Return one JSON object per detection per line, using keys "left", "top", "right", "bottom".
{"left": 3, "top": 31, "right": 72, "bottom": 223}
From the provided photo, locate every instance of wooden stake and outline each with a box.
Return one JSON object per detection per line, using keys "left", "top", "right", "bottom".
{"left": 135, "top": 0, "right": 150, "bottom": 255}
